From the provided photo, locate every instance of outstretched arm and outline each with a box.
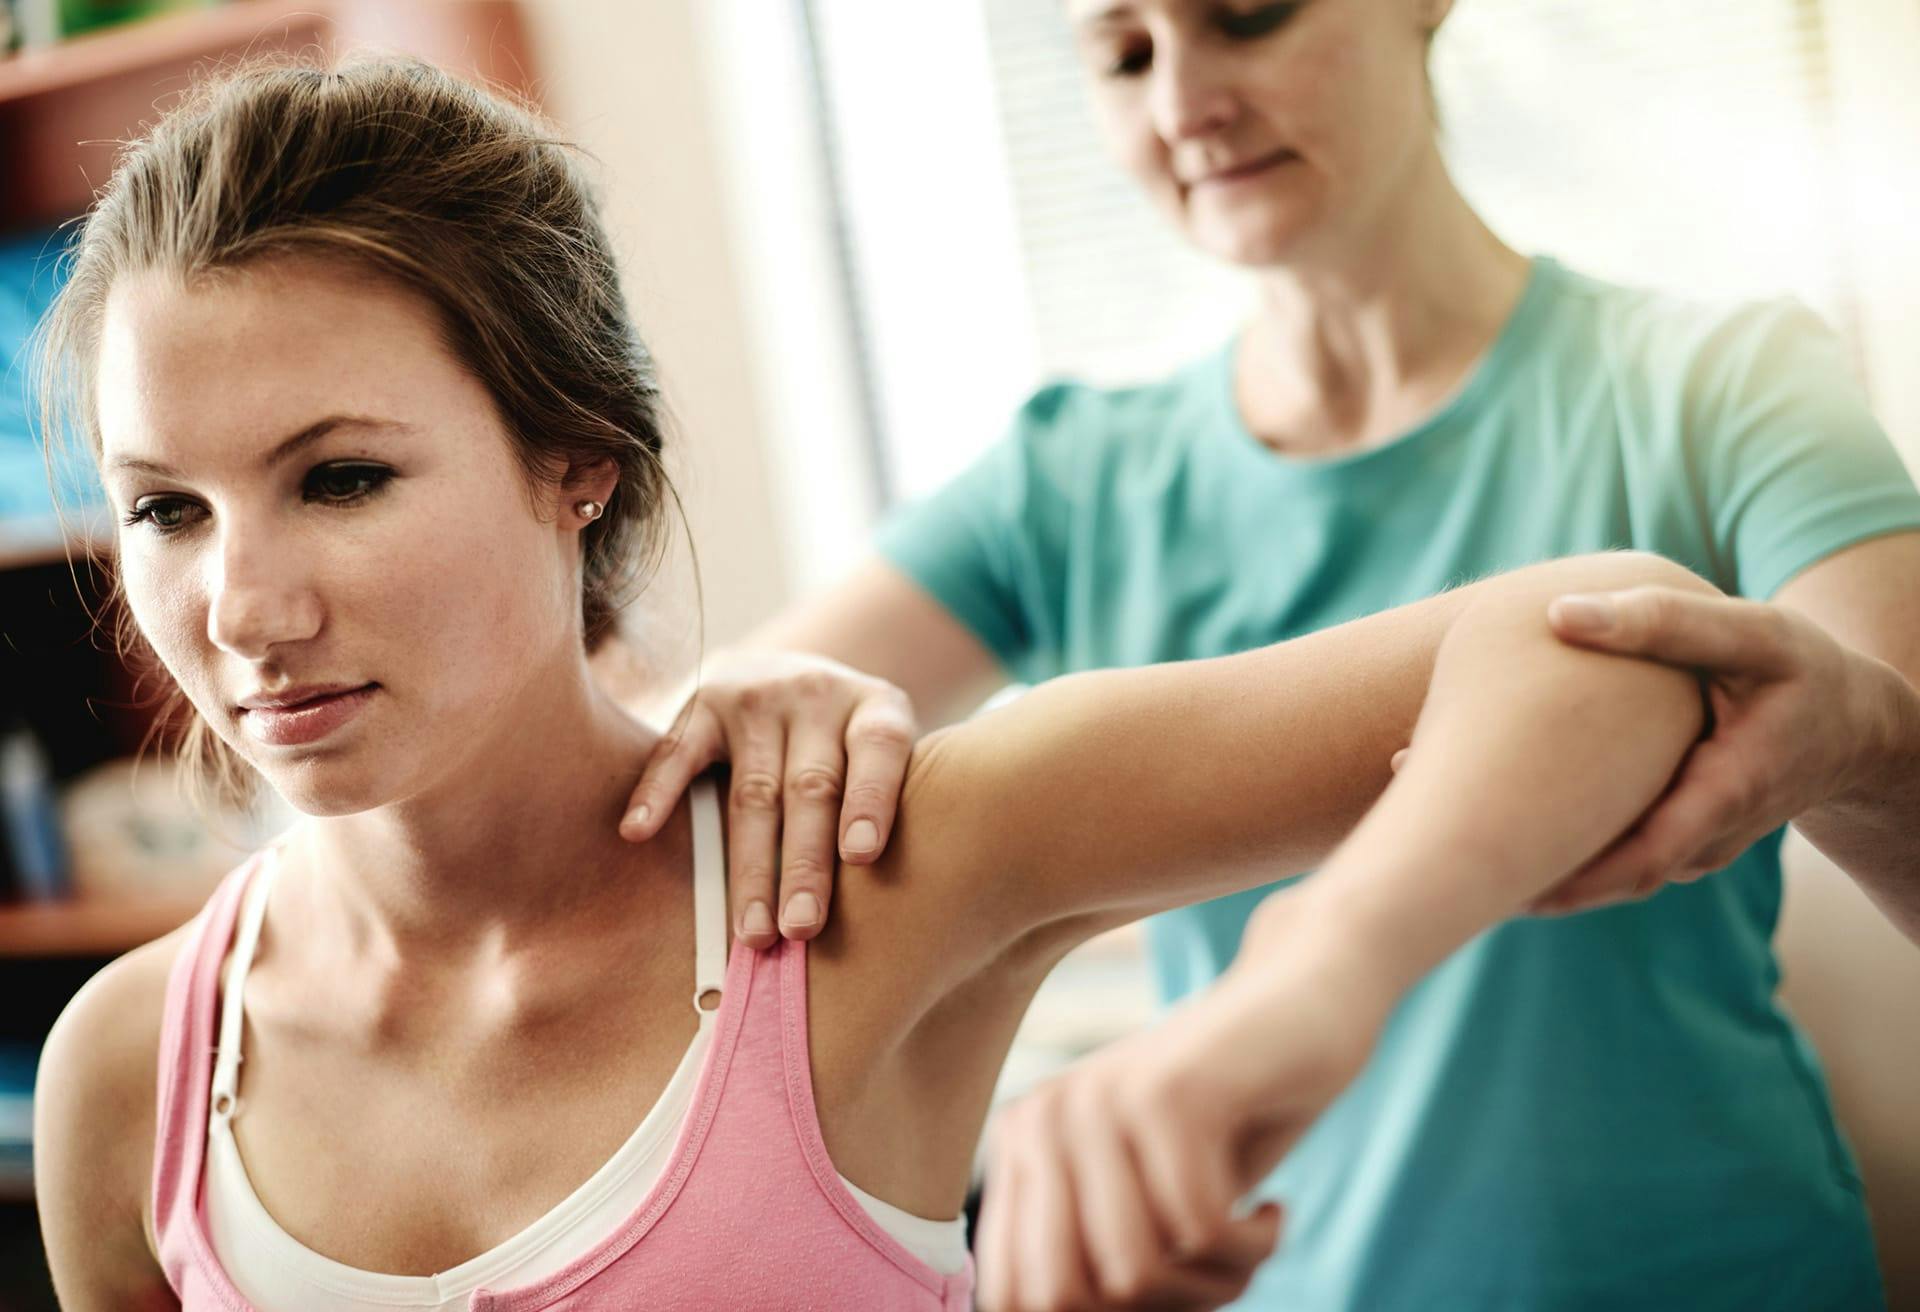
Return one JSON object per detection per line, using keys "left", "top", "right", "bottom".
{"left": 857, "top": 551, "right": 1713, "bottom": 996}
{"left": 971, "top": 567, "right": 1710, "bottom": 1311}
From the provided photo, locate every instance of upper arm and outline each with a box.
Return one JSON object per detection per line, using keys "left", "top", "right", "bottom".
{"left": 34, "top": 935, "right": 181, "bottom": 1310}
{"left": 833, "top": 550, "right": 1717, "bottom": 1023}
{"left": 746, "top": 556, "right": 1009, "bottom": 731}
{"left": 1772, "top": 531, "right": 1920, "bottom": 689}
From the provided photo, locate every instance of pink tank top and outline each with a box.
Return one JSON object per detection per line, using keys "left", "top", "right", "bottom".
{"left": 151, "top": 849, "right": 975, "bottom": 1310}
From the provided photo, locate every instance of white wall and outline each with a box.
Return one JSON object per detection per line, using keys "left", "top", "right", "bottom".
{"left": 517, "top": 0, "right": 797, "bottom": 677}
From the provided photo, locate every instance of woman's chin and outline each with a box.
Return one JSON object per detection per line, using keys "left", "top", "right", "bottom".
{"left": 261, "top": 762, "right": 397, "bottom": 819}
{"left": 1184, "top": 199, "right": 1324, "bottom": 270}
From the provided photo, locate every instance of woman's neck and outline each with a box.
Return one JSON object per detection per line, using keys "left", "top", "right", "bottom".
{"left": 1237, "top": 142, "right": 1531, "bottom": 455}
{"left": 290, "top": 652, "right": 668, "bottom": 966}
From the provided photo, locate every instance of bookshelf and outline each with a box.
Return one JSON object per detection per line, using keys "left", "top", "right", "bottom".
{"left": 0, "top": 0, "right": 535, "bottom": 229}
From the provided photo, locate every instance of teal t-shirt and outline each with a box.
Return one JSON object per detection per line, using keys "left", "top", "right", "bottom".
{"left": 876, "top": 257, "right": 1920, "bottom": 1309}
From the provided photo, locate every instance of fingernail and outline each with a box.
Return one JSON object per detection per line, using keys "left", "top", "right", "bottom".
{"left": 742, "top": 900, "right": 774, "bottom": 940}
{"left": 1551, "top": 595, "right": 1615, "bottom": 634}
{"left": 783, "top": 892, "right": 821, "bottom": 931}
{"left": 844, "top": 818, "right": 879, "bottom": 854}
{"left": 624, "top": 804, "right": 652, "bottom": 833}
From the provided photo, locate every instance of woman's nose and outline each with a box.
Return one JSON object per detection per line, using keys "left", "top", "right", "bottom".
{"left": 205, "top": 524, "right": 323, "bottom": 659}
{"left": 1148, "top": 48, "right": 1237, "bottom": 144}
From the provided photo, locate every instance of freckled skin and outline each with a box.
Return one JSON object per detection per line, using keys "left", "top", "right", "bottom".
{"left": 96, "top": 257, "right": 584, "bottom": 818}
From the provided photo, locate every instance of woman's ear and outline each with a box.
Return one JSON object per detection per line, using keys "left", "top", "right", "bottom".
{"left": 562, "top": 457, "right": 621, "bottom": 528}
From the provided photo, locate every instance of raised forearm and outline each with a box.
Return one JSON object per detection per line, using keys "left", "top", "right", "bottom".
{"left": 1256, "top": 586, "right": 1707, "bottom": 991}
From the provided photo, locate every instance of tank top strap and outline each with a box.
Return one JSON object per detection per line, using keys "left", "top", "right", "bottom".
{"left": 689, "top": 776, "right": 727, "bottom": 1019}
{"left": 150, "top": 851, "right": 270, "bottom": 1286}
{"left": 208, "top": 846, "right": 279, "bottom": 1119}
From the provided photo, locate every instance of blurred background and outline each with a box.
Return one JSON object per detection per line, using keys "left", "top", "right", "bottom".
{"left": 1, "top": 0, "right": 1917, "bottom": 1306}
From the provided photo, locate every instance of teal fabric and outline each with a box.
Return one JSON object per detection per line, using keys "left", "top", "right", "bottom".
{"left": 876, "top": 257, "right": 1919, "bottom": 1310}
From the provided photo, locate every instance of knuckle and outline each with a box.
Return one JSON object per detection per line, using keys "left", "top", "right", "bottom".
{"left": 786, "top": 765, "right": 846, "bottom": 804}
{"left": 849, "top": 716, "right": 916, "bottom": 752}
{"left": 1623, "top": 588, "right": 1670, "bottom": 643}
{"left": 778, "top": 854, "right": 832, "bottom": 885}
{"left": 842, "top": 780, "right": 899, "bottom": 813}
{"left": 789, "top": 669, "right": 838, "bottom": 702}
{"left": 1754, "top": 602, "right": 1797, "bottom": 648}
{"left": 730, "top": 770, "right": 782, "bottom": 812}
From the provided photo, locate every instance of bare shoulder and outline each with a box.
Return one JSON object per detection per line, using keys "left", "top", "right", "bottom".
{"left": 35, "top": 926, "right": 190, "bottom": 1308}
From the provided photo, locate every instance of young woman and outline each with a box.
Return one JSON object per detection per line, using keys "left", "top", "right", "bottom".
{"left": 27, "top": 54, "right": 1723, "bottom": 1311}
{"left": 619, "top": 0, "right": 1920, "bottom": 1304}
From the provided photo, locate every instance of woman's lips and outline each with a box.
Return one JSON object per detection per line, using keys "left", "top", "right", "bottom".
{"left": 240, "top": 685, "right": 377, "bottom": 747}
{"left": 1190, "top": 149, "right": 1298, "bottom": 189}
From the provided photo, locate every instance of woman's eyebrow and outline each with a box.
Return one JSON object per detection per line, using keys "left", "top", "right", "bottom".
{"left": 1075, "top": 3, "right": 1137, "bottom": 29}
{"left": 106, "top": 415, "right": 413, "bottom": 478}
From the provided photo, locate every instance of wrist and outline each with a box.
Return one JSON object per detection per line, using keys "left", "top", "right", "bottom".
{"left": 1228, "top": 883, "right": 1407, "bottom": 1033}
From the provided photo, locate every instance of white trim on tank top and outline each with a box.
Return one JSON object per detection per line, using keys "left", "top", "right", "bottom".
{"left": 203, "top": 778, "right": 967, "bottom": 1311}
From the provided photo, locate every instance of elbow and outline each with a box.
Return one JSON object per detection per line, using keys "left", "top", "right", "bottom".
{"left": 1540, "top": 550, "right": 1723, "bottom": 603}
{"left": 1444, "top": 559, "right": 1710, "bottom": 748}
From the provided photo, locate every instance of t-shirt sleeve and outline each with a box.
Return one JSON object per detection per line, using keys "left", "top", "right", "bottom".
{"left": 1688, "top": 302, "right": 1920, "bottom": 600}
{"left": 872, "top": 389, "right": 1071, "bottom": 685}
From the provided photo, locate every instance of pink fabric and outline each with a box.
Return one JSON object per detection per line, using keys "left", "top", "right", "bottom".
{"left": 153, "top": 859, "right": 975, "bottom": 1310}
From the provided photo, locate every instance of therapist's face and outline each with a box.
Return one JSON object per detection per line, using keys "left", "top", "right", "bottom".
{"left": 1068, "top": 0, "right": 1443, "bottom": 267}
{"left": 94, "top": 258, "right": 584, "bottom": 817}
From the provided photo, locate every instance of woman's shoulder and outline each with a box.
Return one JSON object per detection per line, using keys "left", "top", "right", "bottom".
{"left": 36, "top": 923, "right": 196, "bottom": 1298}
{"left": 1532, "top": 256, "right": 1848, "bottom": 392}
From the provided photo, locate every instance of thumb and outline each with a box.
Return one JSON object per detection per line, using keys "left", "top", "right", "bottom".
{"left": 1548, "top": 588, "right": 1791, "bottom": 676}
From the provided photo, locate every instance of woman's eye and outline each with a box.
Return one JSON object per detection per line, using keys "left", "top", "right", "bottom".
{"left": 303, "top": 462, "right": 393, "bottom": 505}
{"left": 1218, "top": 2, "right": 1297, "bottom": 39}
{"left": 125, "top": 497, "right": 204, "bottom": 534}
{"left": 1103, "top": 41, "right": 1153, "bottom": 78}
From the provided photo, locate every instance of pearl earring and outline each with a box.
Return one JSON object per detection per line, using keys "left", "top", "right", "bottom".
{"left": 575, "top": 499, "right": 604, "bottom": 521}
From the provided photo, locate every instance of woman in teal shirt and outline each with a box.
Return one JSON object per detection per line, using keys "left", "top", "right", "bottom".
{"left": 623, "top": 0, "right": 1920, "bottom": 1306}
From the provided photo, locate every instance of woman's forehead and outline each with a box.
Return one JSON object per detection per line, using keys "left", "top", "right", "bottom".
{"left": 92, "top": 267, "right": 463, "bottom": 465}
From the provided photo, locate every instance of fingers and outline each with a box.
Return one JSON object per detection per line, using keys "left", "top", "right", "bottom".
{"left": 1013, "top": 1107, "right": 1099, "bottom": 1311}
{"left": 837, "top": 690, "right": 916, "bottom": 864}
{"left": 620, "top": 699, "right": 724, "bottom": 842}
{"left": 1128, "top": 1085, "right": 1239, "bottom": 1258}
{"left": 1389, "top": 747, "right": 1410, "bottom": 774}
{"left": 1062, "top": 1088, "right": 1167, "bottom": 1304}
{"left": 724, "top": 718, "right": 789, "bottom": 950}
{"left": 975, "top": 1143, "right": 1022, "bottom": 1312}
{"left": 775, "top": 721, "right": 845, "bottom": 941}
{"left": 1548, "top": 588, "right": 1796, "bottom": 676}
{"left": 979, "top": 1091, "right": 1281, "bottom": 1312}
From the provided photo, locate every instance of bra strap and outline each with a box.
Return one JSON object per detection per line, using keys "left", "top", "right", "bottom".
{"left": 210, "top": 847, "right": 280, "bottom": 1119}
{"left": 689, "top": 778, "right": 727, "bottom": 1018}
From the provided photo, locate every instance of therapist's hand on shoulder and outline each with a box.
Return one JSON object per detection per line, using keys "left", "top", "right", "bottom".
{"left": 977, "top": 890, "right": 1392, "bottom": 1312}
{"left": 619, "top": 650, "right": 917, "bottom": 947}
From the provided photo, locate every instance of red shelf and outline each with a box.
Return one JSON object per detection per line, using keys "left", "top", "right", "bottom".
{"left": 0, "top": 893, "right": 204, "bottom": 958}
{"left": 0, "top": 1, "right": 323, "bottom": 107}
{"left": 0, "top": 0, "right": 535, "bottom": 229}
